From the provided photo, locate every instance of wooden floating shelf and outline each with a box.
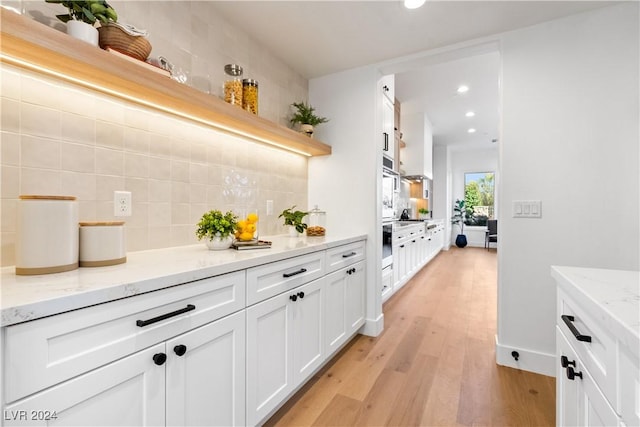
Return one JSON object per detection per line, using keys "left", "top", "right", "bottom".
{"left": 0, "top": 10, "right": 331, "bottom": 157}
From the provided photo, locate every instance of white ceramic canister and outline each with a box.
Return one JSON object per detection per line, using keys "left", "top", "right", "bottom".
{"left": 79, "top": 221, "right": 126, "bottom": 267}
{"left": 16, "top": 195, "right": 79, "bottom": 275}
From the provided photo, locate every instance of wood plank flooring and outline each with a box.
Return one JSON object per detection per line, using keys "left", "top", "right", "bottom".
{"left": 265, "top": 247, "right": 555, "bottom": 427}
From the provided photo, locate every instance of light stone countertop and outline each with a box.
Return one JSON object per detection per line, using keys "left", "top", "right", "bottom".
{"left": 551, "top": 266, "right": 640, "bottom": 358}
{"left": 1, "top": 233, "right": 367, "bottom": 327}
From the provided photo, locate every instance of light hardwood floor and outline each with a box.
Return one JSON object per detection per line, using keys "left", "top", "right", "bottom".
{"left": 265, "top": 247, "right": 555, "bottom": 426}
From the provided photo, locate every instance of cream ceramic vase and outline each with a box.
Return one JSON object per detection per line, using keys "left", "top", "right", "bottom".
{"left": 205, "top": 235, "right": 234, "bottom": 250}
{"left": 67, "top": 20, "right": 99, "bottom": 46}
{"left": 300, "top": 124, "right": 314, "bottom": 137}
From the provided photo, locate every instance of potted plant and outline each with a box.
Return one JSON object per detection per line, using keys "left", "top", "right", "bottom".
{"left": 451, "top": 199, "right": 468, "bottom": 248}
{"left": 195, "top": 210, "right": 238, "bottom": 250}
{"left": 418, "top": 207, "right": 429, "bottom": 219}
{"left": 279, "top": 206, "right": 308, "bottom": 237}
{"left": 289, "top": 102, "right": 329, "bottom": 138}
{"left": 46, "top": 0, "right": 118, "bottom": 46}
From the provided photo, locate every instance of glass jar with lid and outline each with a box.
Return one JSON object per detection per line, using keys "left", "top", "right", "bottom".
{"left": 306, "top": 205, "right": 326, "bottom": 236}
{"left": 242, "top": 79, "right": 258, "bottom": 115}
{"left": 223, "top": 64, "right": 243, "bottom": 107}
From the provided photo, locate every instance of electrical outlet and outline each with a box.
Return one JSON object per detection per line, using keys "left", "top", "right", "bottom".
{"left": 114, "top": 191, "right": 132, "bottom": 217}
{"left": 266, "top": 200, "right": 274, "bottom": 215}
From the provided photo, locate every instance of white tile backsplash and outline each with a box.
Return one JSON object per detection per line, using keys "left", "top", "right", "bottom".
{"left": 1, "top": 0, "right": 311, "bottom": 265}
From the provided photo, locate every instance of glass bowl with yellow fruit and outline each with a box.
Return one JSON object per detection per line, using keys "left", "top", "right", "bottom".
{"left": 235, "top": 212, "right": 259, "bottom": 242}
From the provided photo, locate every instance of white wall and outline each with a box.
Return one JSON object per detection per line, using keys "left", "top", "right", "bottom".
{"left": 450, "top": 147, "right": 498, "bottom": 246}
{"left": 497, "top": 3, "right": 639, "bottom": 375}
{"left": 308, "top": 65, "right": 383, "bottom": 336}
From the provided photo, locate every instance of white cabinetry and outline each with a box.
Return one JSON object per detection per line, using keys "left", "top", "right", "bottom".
{"left": 401, "top": 113, "right": 433, "bottom": 179}
{"left": 553, "top": 267, "right": 640, "bottom": 427}
{"left": 382, "top": 96, "right": 395, "bottom": 163}
{"left": 246, "top": 278, "right": 323, "bottom": 426}
{"left": 4, "top": 272, "right": 246, "bottom": 427}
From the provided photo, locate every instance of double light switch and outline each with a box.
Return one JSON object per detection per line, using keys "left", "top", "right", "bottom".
{"left": 513, "top": 200, "right": 542, "bottom": 218}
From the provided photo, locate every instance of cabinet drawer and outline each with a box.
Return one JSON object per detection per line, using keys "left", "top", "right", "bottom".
{"left": 558, "top": 288, "right": 618, "bottom": 411}
{"left": 4, "top": 270, "right": 245, "bottom": 403}
{"left": 246, "top": 251, "right": 325, "bottom": 306}
{"left": 325, "top": 240, "right": 365, "bottom": 274}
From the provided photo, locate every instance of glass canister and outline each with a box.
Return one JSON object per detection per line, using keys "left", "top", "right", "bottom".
{"left": 242, "top": 79, "right": 258, "bottom": 114}
{"left": 223, "top": 64, "right": 243, "bottom": 107}
{"left": 306, "top": 205, "right": 326, "bottom": 236}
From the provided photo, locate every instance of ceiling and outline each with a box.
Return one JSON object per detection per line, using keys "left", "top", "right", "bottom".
{"left": 211, "top": 1, "right": 617, "bottom": 149}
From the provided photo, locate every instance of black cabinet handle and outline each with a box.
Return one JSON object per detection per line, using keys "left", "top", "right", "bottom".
{"left": 412, "top": 240, "right": 416, "bottom": 243}
{"left": 153, "top": 353, "right": 167, "bottom": 366}
{"left": 561, "top": 315, "right": 592, "bottom": 342}
{"left": 399, "top": 244, "right": 405, "bottom": 248}
{"left": 289, "top": 294, "right": 298, "bottom": 302}
{"left": 297, "top": 291, "right": 305, "bottom": 299}
{"left": 383, "top": 133, "right": 389, "bottom": 151}
{"left": 283, "top": 268, "right": 307, "bottom": 278}
{"left": 560, "top": 355, "right": 576, "bottom": 368}
{"left": 351, "top": 268, "right": 356, "bottom": 274}
{"left": 383, "top": 85, "right": 389, "bottom": 92}
{"left": 566, "top": 366, "right": 583, "bottom": 380}
{"left": 174, "top": 345, "right": 187, "bottom": 357}
{"left": 137, "top": 304, "right": 196, "bottom": 327}
{"left": 342, "top": 251, "right": 356, "bottom": 258}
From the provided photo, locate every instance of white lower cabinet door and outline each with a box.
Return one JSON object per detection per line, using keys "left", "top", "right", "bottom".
{"left": 4, "top": 344, "right": 165, "bottom": 427}
{"left": 345, "top": 261, "right": 365, "bottom": 335}
{"left": 246, "top": 292, "right": 294, "bottom": 426}
{"left": 557, "top": 328, "right": 581, "bottom": 427}
{"left": 292, "top": 278, "right": 324, "bottom": 385}
{"left": 579, "top": 361, "right": 620, "bottom": 427}
{"left": 165, "top": 311, "right": 246, "bottom": 427}
{"left": 324, "top": 268, "right": 347, "bottom": 356}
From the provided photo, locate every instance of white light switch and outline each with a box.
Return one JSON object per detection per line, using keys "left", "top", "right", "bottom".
{"left": 513, "top": 200, "right": 542, "bottom": 218}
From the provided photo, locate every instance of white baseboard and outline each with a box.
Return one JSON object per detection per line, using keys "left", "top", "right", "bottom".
{"left": 495, "top": 335, "right": 556, "bottom": 377}
{"left": 360, "top": 313, "right": 384, "bottom": 337}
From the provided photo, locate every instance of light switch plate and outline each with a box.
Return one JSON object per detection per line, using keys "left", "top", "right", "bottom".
{"left": 513, "top": 200, "right": 541, "bottom": 218}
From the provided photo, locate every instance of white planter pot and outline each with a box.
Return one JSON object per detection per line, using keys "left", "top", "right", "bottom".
{"left": 205, "top": 235, "right": 234, "bottom": 250}
{"left": 67, "top": 20, "right": 99, "bottom": 46}
{"left": 287, "top": 225, "right": 302, "bottom": 237}
{"left": 300, "top": 124, "right": 314, "bottom": 138}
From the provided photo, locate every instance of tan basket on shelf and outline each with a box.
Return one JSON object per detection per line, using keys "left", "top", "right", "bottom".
{"left": 98, "top": 23, "right": 152, "bottom": 61}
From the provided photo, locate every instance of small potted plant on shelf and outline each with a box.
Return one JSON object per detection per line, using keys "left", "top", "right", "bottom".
{"left": 279, "top": 206, "right": 308, "bottom": 237}
{"left": 418, "top": 207, "right": 429, "bottom": 219}
{"left": 289, "top": 102, "right": 329, "bottom": 138}
{"left": 46, "top": 0, "right": 118, "bottom": 46}
{"left": 451, "top": 199, "right": 468, "bottom": 248}
{"left": 195, "top": 210, "right": 238, "bottom": 250}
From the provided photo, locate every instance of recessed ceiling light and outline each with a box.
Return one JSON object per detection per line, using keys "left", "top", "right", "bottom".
{"left": 404, "top": 0, "right": 426, "bottom": 9}
{"left": 457, "top": 85, "right": 469, "bottom": 94}
{"left": 465, "top": 111, "right": 475, "bottom": 117}
{"left": 468, "top": 128, "right": 476, "bottom": 133}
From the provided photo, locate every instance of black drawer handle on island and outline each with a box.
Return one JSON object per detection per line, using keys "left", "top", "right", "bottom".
{"left": 342, "top": 252, "right": 357, "bottom": 258}
{"left": 283, "top": 268, "right": 307, "bottom": 278}
{"left": 136, "top": 304, "right": 196, "bottom": 327}
{"left": 561, "top": 315, "right": 592, "bottom": 342}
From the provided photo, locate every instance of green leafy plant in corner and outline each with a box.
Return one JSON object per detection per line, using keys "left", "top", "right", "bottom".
{"left": 289, "top": 102, "right": 329, "bottom": 127}
{"left": 451, "top": 199, "right": 466, "bottom": 234}
{"left": 45, "top": 0, "right": 118, "bottom": 25}
{"left": 279, "top": 206, "right": 308, "bottom": 234}
{"left": 195, "top": 210, "right": 238, "bottom": 241}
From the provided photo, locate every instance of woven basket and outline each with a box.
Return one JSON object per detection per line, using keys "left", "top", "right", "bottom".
{"left": 98, "top": 24, "right": 152, "bottom": 61}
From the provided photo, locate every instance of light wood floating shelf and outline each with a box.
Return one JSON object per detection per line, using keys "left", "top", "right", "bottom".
{"left": 0, "top": 11, "right": 332, "bottom": 157}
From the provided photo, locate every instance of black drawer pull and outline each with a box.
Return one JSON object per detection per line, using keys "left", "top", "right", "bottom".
{"left": 342, "top": 252, "right": 357, "bottom": 258}
{"left": 283, "top": 268, "right": 307, "bottom": 278}
{"left": 566, "top": 366, "right": 583, "bottom": 380}
{"left": 561, "top": 315, "right": 592, "bottom": 342}
{"left": 560, "top": 355, "right": 576, "bottom": 368}
{"left": 136, "top": 304, "right": 196, "bottom": 327}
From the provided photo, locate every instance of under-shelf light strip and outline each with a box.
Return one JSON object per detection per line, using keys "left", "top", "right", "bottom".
{"left": 0, "top": 54, "right": 312, "bottom": 157}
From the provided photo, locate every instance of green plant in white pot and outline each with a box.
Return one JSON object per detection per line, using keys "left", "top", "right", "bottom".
{"left": 279, "top": 206, "right": 308, "bottom": 237}
{"left": 45, "top": 0, "right": 118, "bottom": 46}
{"left": 195, "top": 210, "right": 237, "bottom": 250}
{"left": 289, "top": 102, "right": 329, "bottom": 138}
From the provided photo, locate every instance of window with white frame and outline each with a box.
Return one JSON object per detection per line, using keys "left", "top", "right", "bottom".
{"left": 464, "top": 172, "right": 495, "bottom": 226}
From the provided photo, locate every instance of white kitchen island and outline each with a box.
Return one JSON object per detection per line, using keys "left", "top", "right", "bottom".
{"left": 552, "top": 266, "right": 639, "bottom": 427}
{"left": 1, "top": 233, "right": 366, "bottom": 426}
